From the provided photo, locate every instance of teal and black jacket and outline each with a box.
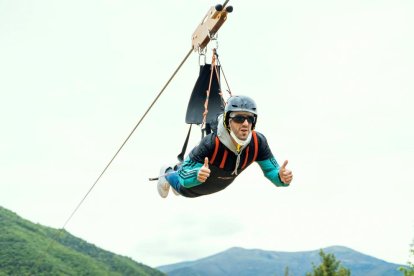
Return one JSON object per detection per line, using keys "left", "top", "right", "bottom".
{"left": 172, "top": 130, "right": 289, "bottom": 197}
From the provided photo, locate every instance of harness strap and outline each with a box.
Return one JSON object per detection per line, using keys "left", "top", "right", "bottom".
{"left": 210, "top": 131, "right": 258, "bottom": 169}
{"left": 219, "top": 150, "right": 228, "bottom": 169}
{"left": 210, "top": 136, "right": 220, "bottom": 164}
{"left": 242, "top": 131, "right": 258, "bottom": 169}
{"left": 252, "top": 131, "right": 258, "bottom": 162}
{"left": 241, "top": 146, "right": 250, "bottom": 169}
{"left": 201, "top": 51, "right": 217, "bottom": 130}
{"left": 252, "top": 131, "right": 259, "bottom": 163}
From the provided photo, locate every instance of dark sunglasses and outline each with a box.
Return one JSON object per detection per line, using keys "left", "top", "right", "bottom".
{"left": 230, "top": 115, "right": 255, "bottom": 124}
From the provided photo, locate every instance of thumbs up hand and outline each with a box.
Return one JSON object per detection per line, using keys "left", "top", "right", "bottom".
{"left": 279, "top": 160, "right": 293, "bottom": 185}
{"left": 197, "top": 157, "right": 211, "bottom": 183}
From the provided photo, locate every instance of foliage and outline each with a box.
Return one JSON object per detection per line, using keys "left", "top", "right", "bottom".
{"left": 284, "top": 266, "right": 291, "bottom": 276}
{"left": 0, "top": 206, "right": 164, "bottom": 275}
{"left": 400, "top": 240, "right": 414, "bottom": 276}
{"left": 306, "top": 249, "right": 351, "bottom": 276}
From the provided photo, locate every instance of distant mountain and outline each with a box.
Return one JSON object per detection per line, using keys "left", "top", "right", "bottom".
{"left": 0, "top": 206, "right": 164, "bottom": 275}
{"left": 158, "top": 246, "right": 405, "bottom": 276}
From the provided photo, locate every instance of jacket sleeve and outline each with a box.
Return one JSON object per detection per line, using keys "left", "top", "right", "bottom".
{"left": 177, "top": 157, "right": 203, "bottom": 188}
{"left": 176, "top": 134, "right": 215, "bottom": 188}
{"left": 257, "top": 157, "right": 289, "bottom": 187}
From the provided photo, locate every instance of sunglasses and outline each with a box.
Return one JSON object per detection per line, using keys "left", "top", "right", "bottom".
{"left": 230, "top": 115, "right": 255, "bottom": 124}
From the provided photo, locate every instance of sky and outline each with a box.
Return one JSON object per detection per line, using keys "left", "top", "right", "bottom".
{"left": 0, "top": 0, "right": 413, "bottom": 268}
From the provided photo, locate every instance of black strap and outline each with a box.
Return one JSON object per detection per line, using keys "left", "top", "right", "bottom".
{"left": 205, "top": 123, "right": 212, "bottom": 135}
{"left": 177, "top": 124, "right": 193, "bottom": 162}
{"left": 201, "top": 123, "right": 213, "bottom": 139}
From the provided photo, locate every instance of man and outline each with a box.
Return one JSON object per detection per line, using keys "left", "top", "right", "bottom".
{"left": 157, "top": 95, "right": 293, "bottom": 198}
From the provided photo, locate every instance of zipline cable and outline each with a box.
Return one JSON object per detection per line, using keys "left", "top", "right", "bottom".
{"left": 61, "top": 48, "right": 193, "bottom": 230}
{"left": 32, "top": 1, "right": 234, "bottom": 271}
{"left": 31, "top": 48, "right": 193, "bottom": 274}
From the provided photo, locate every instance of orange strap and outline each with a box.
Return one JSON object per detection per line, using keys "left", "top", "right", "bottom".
{"left": 252, "top": 131, "right": 258, "bottom": 162}
{"left": 220, "top": 150, "right": 228, "bottom": 169}
{"left": 211, "top": 131, "right": 258, "bottom": 169}
{"left": 210, "top": 136, "right": 220, "bottom": 164}
{"left": 241, "top": 146, "right": 250, "bottom": 169}
{"left": 241, "top": 131, "right": 258, "bottom": 169}
{"left": 202, "top": 52, "right": 217, "bottom": 129}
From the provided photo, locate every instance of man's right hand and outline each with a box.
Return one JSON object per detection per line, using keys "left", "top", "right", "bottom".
{"left": 197, "top": 157, "right": 211, "bottom": 183}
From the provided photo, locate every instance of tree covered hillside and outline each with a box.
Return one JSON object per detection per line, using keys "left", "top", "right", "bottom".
{"left": 0, "top": 206, "right": 163, "bottom": 275}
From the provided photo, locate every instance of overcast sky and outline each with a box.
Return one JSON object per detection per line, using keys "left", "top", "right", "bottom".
{"left": 1, "top": 0, "right": 413, "bottom": 268}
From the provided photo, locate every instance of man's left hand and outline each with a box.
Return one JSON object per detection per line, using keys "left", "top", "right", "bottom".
{"left": 279, "top": 160, "right": 293, "bottom": 184}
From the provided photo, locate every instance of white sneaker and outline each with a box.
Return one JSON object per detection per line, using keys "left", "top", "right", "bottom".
{"left": 157, "top": 165, "right": 170, "bottom": 198}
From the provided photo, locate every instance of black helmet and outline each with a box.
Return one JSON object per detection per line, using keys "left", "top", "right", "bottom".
{"left": 224, "top": 95, "right": 258, "bottom": 129}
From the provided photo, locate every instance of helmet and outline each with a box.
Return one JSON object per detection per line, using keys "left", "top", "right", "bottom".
{"left": 224, "top": 95, "right": 258, "bottom": 129}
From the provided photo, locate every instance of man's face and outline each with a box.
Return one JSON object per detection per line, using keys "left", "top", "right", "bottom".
{"left": 229, "top": 112, "right": 255, "bottom": 140}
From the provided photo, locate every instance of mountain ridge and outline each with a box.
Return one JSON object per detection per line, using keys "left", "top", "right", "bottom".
{"left": 158, "top": 245, "right": 405, "bottom": 276}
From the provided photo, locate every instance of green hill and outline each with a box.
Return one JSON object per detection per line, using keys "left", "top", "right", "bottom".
{"left": 0, "top": 206, "right": 164, "bottom": 275}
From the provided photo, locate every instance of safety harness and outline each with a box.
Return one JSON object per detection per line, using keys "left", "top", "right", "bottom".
{"left": 210, "top": 131, "right": 258, "bottom": 170}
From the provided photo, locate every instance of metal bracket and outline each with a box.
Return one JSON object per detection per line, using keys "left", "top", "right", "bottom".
{"left": 191, "top": 2, "right": 233, "bottom": 52}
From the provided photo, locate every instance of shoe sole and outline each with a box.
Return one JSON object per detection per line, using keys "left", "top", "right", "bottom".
{"left": 157, "top": 166, "right": 170, "bottom": 198}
